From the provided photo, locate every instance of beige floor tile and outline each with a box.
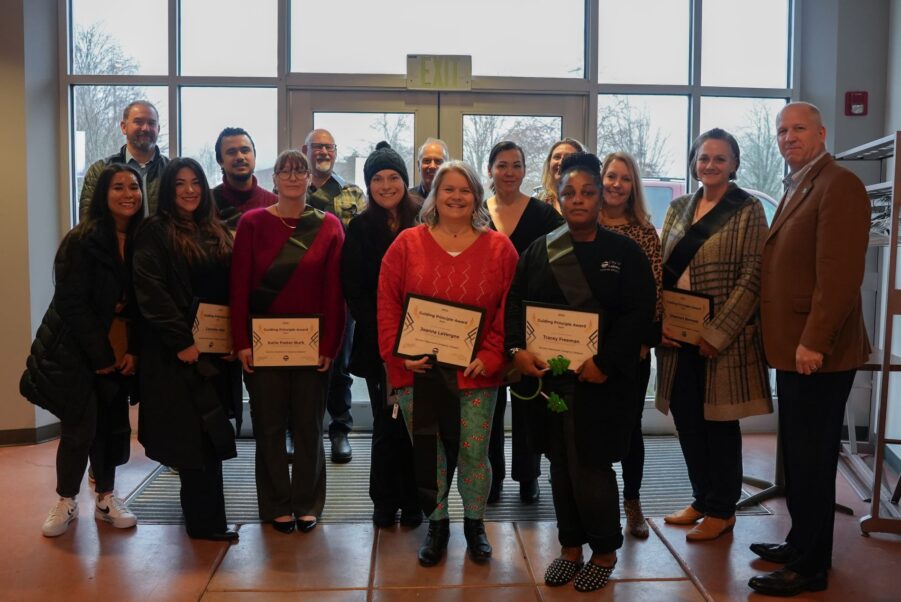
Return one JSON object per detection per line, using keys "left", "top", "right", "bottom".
{"left": 538, "top": 579, "right": 705, "bottom": 601}
{"left": 372, "top": 585, "right": 539, "bottom": 601}
{"left": 207, "top": 523, "right": 375, "bottom": 591}
{"left": 202, "top": 590, "right": 368, "bottom": 601}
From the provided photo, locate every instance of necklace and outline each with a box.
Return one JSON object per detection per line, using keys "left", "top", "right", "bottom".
{"left": 435, "top": 223, "right": 472, "bottom": 238}
{"left": 274, "top": 203, "right": 300, "bottom": 230}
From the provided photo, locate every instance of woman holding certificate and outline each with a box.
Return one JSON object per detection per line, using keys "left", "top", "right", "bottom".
{"left": 599, "top": 151, "right": 663, "bottom": 539}
{"left": 655, "top": 128, "right": 772, "bottom": 541}
{"left": 505, "top": 152, "right": 655, "bottom": 592}
{"left": 134, "top": 157, "right": 240, "bottom": 542}
{"left": 23, "top": 164, "right": 143, "bottom": 537}
{"left": 341, "top": 142, "right": 422, "bottom": 528}
{"left": 230, "top": 149, "right": 345, "bottom": 535}
{"left": 378, "top": 161, "right": 518, "bottom": 567}
{"left": 485, "top": 140, "right": 564, "bottom": 505}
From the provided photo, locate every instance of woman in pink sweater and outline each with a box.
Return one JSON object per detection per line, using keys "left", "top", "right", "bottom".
{"left": 378, "top": 161, "right": 518, "bottom": 567}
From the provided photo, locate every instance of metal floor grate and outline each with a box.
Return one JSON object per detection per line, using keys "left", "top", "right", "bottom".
{"left": 126, "top": 435, "right": 770, "bottom": 524}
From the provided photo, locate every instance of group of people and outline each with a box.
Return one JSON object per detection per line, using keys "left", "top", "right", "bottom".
{"left": 22, "top": 98, "right": 871, "bottom": 597}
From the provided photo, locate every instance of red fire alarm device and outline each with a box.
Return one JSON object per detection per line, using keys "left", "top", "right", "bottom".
{"left": 845, "top": 91, "right": 868, "bottom": 116}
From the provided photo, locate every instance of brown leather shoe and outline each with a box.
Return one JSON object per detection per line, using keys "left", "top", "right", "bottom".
{"left": 686, "top": 515, "right": 735, "bottom": 541}
{"left": 663, "top": 505, "right": 704, "bottom": 525}
{"left": 624, "top": 499, "right": 649, "bottom": 538}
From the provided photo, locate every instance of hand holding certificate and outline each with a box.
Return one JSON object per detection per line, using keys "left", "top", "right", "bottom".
{"left": 661, "top": 289, "right": 714, "bottom": 345}
{"left": 251, "top": 315, "right": 321, "bottom": 367}
{"left": 192, "top": 302, "right": 232, "bottom": 354}
{"left": 524, "top": 302, "right": 600, "bottom": 369}
{"left": 394, "top": 294, "right": 486, "bottom": 369}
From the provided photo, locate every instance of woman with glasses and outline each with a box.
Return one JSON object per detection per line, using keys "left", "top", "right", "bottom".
{"left": 230, "top": 149, "right": 346, "bottom": 534}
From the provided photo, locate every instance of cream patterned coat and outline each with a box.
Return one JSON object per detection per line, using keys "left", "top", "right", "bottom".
{"left": 655, "top": 186, "right": 773, "bottom": 421}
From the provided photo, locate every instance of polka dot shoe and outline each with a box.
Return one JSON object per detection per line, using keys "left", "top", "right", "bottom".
{"left": 543, "top": 557, "right": 584, "bottom": 587}
{"left": 573, "top": 561, "right": 615, "bottom": 592}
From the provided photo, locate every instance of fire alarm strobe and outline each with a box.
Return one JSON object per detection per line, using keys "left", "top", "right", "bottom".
{"left": 845, "top": 91, "right": 868, "bottom": 116}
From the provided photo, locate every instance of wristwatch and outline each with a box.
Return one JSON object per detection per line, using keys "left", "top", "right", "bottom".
{"left": 507, "top": 347, "right": 523, "bottom": 359}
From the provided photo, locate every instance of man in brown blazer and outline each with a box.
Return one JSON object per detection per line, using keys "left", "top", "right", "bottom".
{"left": 750, "top": 102, "right": 871, "bottom": 597}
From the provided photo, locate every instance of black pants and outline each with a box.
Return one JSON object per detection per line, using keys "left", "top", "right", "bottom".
{"left": 488, "top": 383, "right": 542, "bottom": 487}
{"left": 247, "top": 368, "right": 327, "bottom": 520}
{"left": 547, "top": 405, "right": 623, "bottom": 554}
{"left": 326, "top": 317, "right": 354, "bottom": 436}
{"left": 621, "top": 356, "right": 651, "bottom": 500}
{"left": 669, "top": 349, "right": 742, "bottom": 519}
{"left": 56, "top": 383, "right": 129, "bottom": 498}
{"left": 366, "top": 372, "right": 418, "bottom": 512}
{"left": 178, "top": 433, "right": 227, "bottom": 536}
{"left": 777, "top": 369, "right": 855, "bottom": 577}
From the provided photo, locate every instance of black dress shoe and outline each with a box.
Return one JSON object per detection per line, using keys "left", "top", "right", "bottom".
{"left": 519, "top": 479, "right": 540, "bottom": 504}
{"left": 271, "top": 520, "right": 295, "bottom": 534}
{"left": 399, "top": 507, "right": 423, "bottom": 527}
{"left": 749, "top": 542, "right": 800, "bottom": 564}
{"left": 463, "top": 517, "right": 492, "bottom": 562}
{"left": 418, "top": 519, "right": 450, "bottom": 567}
{"left": 296, "top": 517, "right": 318, "bottom": 532}
{"left": 190, "top": 530, "right": 239, "bottom": 543}
{"left": 372, "top": 506, "right": 397, "bottom": 528}
{"left": 330, "top": 433, "right": 352, "bottom": 463}
{"left": 748, "top": 568, "right": 827, "bottom": 596}
{"left": 486, "top": 481, "right": 503, "bottom": 504}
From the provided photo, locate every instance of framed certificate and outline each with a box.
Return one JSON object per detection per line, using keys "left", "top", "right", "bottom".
{"left": 661, "top": 289, "right": 714, "bottom": 345}
{"left": 524, "top": 302, "right": 600, "bottom": 369}
{"left": 393, "top": 294, "right": 486, "bottom": 369}
{"left": 251, "top": 315, "right": 321, "bottom": 368}
{"left": 192, "top": 302, "right": 232, "bottom": 354}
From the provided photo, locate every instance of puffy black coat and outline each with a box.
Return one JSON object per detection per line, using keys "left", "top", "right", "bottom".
{"left": 20, "top": 225, "right": 137, "bottom": 423}
{"left": 133, "top": 219, "right": 240, "bottom": 469}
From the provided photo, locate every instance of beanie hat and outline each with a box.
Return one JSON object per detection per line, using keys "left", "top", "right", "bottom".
{"left": 363, "top": 141, "right": 409, "bottom": 188}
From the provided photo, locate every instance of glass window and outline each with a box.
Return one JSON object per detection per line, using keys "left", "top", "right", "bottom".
{"left": 598, "top": 0, "right": 690, "bottom": 85}
{"left": 72, "top": 85, "right": 169, "bottom": 204}
{"left": 701, "top": 0, "right": 790, "bottom": 88}
{"left": 700, "top": 97, "right": 787, "bottom": 207}
{"left": 311, "top": 113, "right": 416, "bottom": 192}
{"left": 462, "top": 115, "right": 562, "bottom": 195}
{"left": 71, "top": 0, "right": 168, "bottom": 75}
{"left": 180, "top": 0, "right": 277, "bottom": 76}
{"left": 290, "top": 0, "right": 584, "bottom": 77}
{"left": 180, "top": 88, "right": 279, "bottom": 188}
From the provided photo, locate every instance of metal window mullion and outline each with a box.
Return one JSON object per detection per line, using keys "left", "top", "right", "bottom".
{"left": 277, "top": 0, "right": 289, "bottom": 152}
{"left": 59, "top": 0, "right": 73, "bottom": 231}
{"left": 586, "top": 0, "right": 599, "bottom": 153}
{"left": 790, "top": 0, "right": 802, "bottom": 100}
{"left": 167, "top": 0, "right": 179, "bottom": 159}
{"left": 688, "top": 0, "right": 703, "bottom": 191}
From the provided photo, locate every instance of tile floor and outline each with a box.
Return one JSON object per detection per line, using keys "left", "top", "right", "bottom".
{"left": 3, "top": 430, "right": 899, "bottom": 601}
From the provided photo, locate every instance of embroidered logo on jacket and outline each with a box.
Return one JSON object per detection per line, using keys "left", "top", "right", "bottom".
{"left": 599, "top": 260, "right": 622, "bottom": 273}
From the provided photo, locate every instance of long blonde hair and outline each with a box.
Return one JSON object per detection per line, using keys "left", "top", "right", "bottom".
{"left": 540, "top": 138, "right": 586, "bottom": 206}
{"left": 600, "top": 151, "right": 652, "bottom": 228}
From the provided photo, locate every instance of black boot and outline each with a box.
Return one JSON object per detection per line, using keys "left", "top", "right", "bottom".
{"left": 418, "top": 519, "right": 450, "bottom": 567}
{"left": 463, "top": 518, "right": 492, "bottom": 562}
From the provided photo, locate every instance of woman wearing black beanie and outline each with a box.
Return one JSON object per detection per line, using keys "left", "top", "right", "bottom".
{"left": 341, "top": 141, "right": 423, "bottom": 528}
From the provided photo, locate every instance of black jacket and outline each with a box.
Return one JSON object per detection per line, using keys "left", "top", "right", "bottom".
{"left": 133, "top": 219, "right": 239, "bottom": 468}
{"left": 505, "top": 227, "right": 656, "bottom": 465}
{"left": 20, "top": 224, "right": 137, "bottom": 423}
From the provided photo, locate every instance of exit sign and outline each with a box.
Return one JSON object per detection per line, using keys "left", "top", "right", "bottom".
{"left": 407, "top": 55, "right": 472, "bottom": 91}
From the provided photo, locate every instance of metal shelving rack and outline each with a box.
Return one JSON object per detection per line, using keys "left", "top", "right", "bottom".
{"left": 835, "top": 132, "right": 901, "bottom": 536}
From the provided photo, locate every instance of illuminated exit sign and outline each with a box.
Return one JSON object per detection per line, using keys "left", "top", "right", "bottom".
{"left": 407, "top": 55, "right": 472, "bottom": 90}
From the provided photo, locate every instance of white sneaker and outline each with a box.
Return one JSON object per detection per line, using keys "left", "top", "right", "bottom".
{"left": 95, "top": 494, "right": 137, "bottom": 529}
{"left": 42, "top": 497, "right": 78, "bottom": 537}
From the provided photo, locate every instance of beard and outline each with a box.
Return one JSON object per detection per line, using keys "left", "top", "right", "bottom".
{"left": 129, "top": 133, "right": 156, "bottom": 152}
{"left": 313, "top": 158, "right": 333, "bottom": 174}
{"left": 228, "top": 171, "right": 253, "bottom": 183}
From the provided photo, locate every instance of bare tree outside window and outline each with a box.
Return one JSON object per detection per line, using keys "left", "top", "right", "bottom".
{"left": 597, "top": 96, "right": 670, "bottom": 177}
{"left": 735, "top": 101, "right": 784, "bottom": 200}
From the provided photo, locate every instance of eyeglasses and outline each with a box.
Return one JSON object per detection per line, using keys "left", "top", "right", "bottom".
{"left": 276, "top": 169, "right": 310, "bottom": 179}
{"left": 309, "top": 143, "right": 337, "bottom": 152}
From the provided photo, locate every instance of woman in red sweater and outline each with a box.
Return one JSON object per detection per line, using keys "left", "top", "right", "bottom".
{"left": 378, "top": 161, "right": 518, "bottom": 567}
{"left": 230, "top": 149, "right": 345, "bottom": 534}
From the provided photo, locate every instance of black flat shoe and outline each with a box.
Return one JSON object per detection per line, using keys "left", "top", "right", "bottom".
{"left": 519, "top": 479, "right": 540, "bottom": 504}
{"left": 399, "top": 508, "right": 423, "bottom": 527}
{"left": 330, "top": 433, "right": 352, "bottom": 463}
{"left": 486, "top": 481, "right": 503, "bottom": 504}
{"left": 463, "top": 517, "right": 492, "bottom": 562}
{"left": 749, "top": 542, "right": 799, "bottom": 564}
{"left": 190, "top": 530, "right": 239, "bottom": 543}
{"left": 418, "top": 519, "right": 450, "bottom": 567}
{"left": 573, "top": 561, "right": 615, "bottom": 592}
{"left": 296, "top": 517, "right": 318, "bottom": 532}
{"left": 748, "top": 568, "right": 827, "bottom": 596}
{"left": 271, "top": 520, "right": 295, "bottom": 534}
{"left": 544, "top": 557, "right": 584, "bottom": 586}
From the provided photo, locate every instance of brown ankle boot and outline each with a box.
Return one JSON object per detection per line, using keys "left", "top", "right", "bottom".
{"left": 624, "top": 499, "right": 649, "bottom": 539}
{"left": 664, "top": 504, "right": 704, "bottom": 525}
{"left": 686, "top": 515, "right": 736, "bottom": 541}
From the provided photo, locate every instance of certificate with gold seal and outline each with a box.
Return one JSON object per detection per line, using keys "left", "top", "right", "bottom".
{"left": 192, "top": 302, "right": 232, "bottom": 354}
{"left": 524, "top": 302, "right": 600, "bottom": 369}
{"left": 661, "top": 289, "right": 714, "bottom": 345}
{"left": 251, "top": 315, "right": 321, "bottom": 367}
{"left": 393, "top": 294, "right": 486, "bottom": 369}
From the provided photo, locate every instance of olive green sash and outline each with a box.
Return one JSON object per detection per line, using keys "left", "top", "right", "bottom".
{"left": 546, "top": 224, "right": 597, "bottom": 309}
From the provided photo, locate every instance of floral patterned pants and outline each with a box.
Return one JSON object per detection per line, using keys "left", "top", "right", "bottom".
{"left": 396, "top": 386, "right": 497, "bottom": 520}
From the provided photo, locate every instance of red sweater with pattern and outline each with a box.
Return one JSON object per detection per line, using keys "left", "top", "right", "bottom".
{"left": 377, "top": 224, "right": 518, "bottom": 390}
{"left": 230, "top": 208, "right": 345, "bottom": 358}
